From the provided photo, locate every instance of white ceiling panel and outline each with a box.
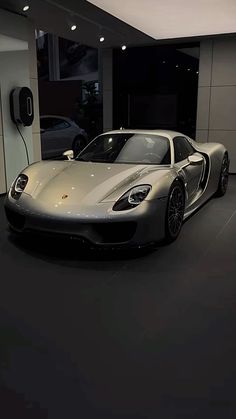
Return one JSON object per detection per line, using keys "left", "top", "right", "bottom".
{"left": 87, "top": 0, "right": 236, "bottom": 39}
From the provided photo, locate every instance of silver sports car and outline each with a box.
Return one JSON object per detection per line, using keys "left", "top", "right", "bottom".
{"left": 4, "top": 130, "right": 229, "bottom": 247}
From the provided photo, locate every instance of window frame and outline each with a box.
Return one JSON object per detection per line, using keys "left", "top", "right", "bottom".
{"left": 173, "top": 136, "right": 195, "bottom": 163}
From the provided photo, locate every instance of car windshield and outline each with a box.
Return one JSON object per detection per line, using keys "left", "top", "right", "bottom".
{"left": 76, "top": 133, "right": 171, "bottom": 165}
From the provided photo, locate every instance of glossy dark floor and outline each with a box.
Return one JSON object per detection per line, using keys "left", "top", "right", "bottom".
{"left": 0, "top": 178, "right": 236, "bottom": 418}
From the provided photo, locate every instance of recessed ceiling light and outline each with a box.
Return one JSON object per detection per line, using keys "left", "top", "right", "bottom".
{"left": 71, "top": 24, "right": 77, "bottom": 31}
{"left": 121, "top": 45, "right": 127, "bottom": 51}
{"left": 99, "top": 36, "right": 105, "bottom": 42}
{"left": 23, "top": 5, "right": 30, "bottom": 11}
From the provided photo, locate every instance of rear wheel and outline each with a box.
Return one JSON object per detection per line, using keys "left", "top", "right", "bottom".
{"left": 216, "top": 153, "right": 229, "bottom": 197}
{"left": 164, "top": 180, "right": 185, "bottom": 244}
{"left": 72, "top": 135, "right": 86, "bottom": 157}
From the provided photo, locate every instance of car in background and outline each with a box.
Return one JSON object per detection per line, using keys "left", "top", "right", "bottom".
{"left": 40, "top": 115, "right": 88, "bottom": 159}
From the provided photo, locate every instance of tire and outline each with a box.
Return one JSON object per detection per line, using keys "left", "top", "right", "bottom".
{"left": 215, "top": 152, "right": 229, "bottom": 197}
{"left": 164, "top": 180, "right": 185, "bottom": 244}
{"left": 72, "top": 135, "right": 86, "bottom": 157}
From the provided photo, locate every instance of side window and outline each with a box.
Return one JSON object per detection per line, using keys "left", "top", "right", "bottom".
{"left": 40, "top": 118, "right": 70, "bottom": 131}
{"left": 173, "top": 136, "right": 195, "bottom": 163}
{"left": 53, "top": 118, "right": 70, "bottom": 130}
{"left": 40, "top": 118, "right": 54, "bottom": 131}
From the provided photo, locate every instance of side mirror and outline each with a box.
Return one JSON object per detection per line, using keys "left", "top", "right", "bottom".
{"left": 63, "top": 149, "right": 74, "bottom": 160}
{"left": 188, "top": 154, "right": 203, "bottom": 165}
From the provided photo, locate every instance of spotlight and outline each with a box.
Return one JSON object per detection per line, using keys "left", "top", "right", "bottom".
{"left": 71, "top": 24, "right": 77, "bottom": 31}
{"left": 176, "top": 64, "right": 179, "bottom": 68}
{"left": 187, "top": 68, "right": 191, "bottom": 71}
{"left": 99, "top": 36, "right": 105, "bottom": 43}
{"left": 121, "top": 45, "right": 127, "bottom": 51}
{"left": 23, "top": 5, "right": 30, "bottom": 11}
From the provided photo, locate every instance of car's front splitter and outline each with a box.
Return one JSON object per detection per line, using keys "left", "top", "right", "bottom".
{"left": 4, "top": 195, "right": 167, "bottom": 247}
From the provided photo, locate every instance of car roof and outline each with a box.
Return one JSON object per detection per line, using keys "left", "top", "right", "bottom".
{"left": 102, "top": 129, "right": 188, "bottom": 140}
{"left": 40, "top": 115, "right": 71, "bottom": 121}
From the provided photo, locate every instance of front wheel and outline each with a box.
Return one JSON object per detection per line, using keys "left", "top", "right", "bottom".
{"left": 164, "top": 180, "right": 185, "bottom": 244}
{"left": 215, "top": 153, "right": 229, "bottom": 197}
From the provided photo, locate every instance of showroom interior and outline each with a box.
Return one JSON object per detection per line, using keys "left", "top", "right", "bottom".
{"left": 0, "top": 0, "right": 236, "bottom": 417}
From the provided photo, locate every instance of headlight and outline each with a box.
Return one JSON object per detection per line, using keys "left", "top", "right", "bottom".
{"left": 11, "top": 174, "right": 28, "bottom": 199}
{"left": 113, "top": 185, "right": 151, "bottom": 211}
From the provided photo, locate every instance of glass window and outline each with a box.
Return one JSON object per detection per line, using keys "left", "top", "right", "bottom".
{"left": 40, "top": 117, "right": 70, "bottom": 131}
{"left": 173, "top": 136, "right": 194, "bottom": 163}
{"left": 76, "top": 133, "right": 171, "bottom": 165}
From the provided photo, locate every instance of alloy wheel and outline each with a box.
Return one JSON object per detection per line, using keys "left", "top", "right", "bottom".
{"left": 220, "top": 155, "right": 229, "bottom": 194}
{"left": 167, "top": 186, "right": 185, "bottom": 237}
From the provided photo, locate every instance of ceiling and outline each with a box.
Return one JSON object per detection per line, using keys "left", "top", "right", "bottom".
{"left": 1, "top": 0, "right": 234, "bottom": 50}
{"left": 0, "top": 0, "right": 153, "bottom": 48}
{"left": 88, "top": 0, "right": 236, "bottom": 40}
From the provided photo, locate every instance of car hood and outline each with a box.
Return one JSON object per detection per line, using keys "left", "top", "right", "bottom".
{"left": 22, "top": 160, "right": 170, "bottom": 207}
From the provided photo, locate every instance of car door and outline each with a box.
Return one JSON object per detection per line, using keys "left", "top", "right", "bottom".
{"left": 40, "top": 117, "right": 72, "bottom": 158}
{"left": 173, "top": 136, "right": 204, "bottom": 202}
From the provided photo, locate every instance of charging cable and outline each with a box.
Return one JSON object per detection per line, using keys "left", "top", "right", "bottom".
{"left": 16, "top": 124, "right": 30, "bottom": 166}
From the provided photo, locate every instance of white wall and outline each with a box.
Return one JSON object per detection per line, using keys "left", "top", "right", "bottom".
{"left": 28, "top": 20, "right": 41, "bottom": 168}
{"left": 0, "top": 93, "right": 6, "bottom": 194}
{"left": 0, "top": 50, "right": 33, "bottom": 188}
{"left": 196, "top": 37, "right": 236, "bottom": 172}
{"left": 0, "top": 9, "right": 41, "bottom": 194}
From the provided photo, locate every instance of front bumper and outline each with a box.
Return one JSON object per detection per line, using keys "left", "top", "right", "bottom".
{"left": 4, "top": 194, "right": 167, "bottom": 247}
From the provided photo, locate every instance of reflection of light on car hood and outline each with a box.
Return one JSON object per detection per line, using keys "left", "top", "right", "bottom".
{"left": 23, "top": 161, "right": 170, "bottom": 208}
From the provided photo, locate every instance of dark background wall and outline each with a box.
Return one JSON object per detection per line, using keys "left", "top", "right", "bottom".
{"left": 113, "top": 43, "right": 199, "bottom": 138}
{"left": 38, "top": 80, "right": 82, "bottom": 117}
{"left": 37, "top": 34, "right": 102, "bottom": 141}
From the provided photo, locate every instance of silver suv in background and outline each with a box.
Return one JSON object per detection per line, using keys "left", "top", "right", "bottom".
{"left": 40, "top": 115, "right": 88, "bottom": 159}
